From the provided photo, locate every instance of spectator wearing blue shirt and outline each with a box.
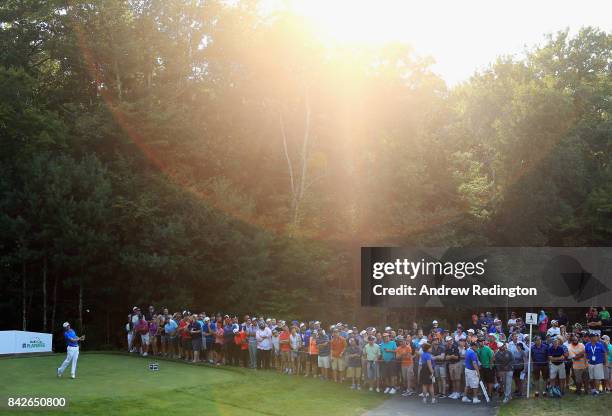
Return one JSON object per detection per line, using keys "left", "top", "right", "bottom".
{"left": 164, "top": 317, "right": 179, "bottom": 359}
{"left": 419, "top": 343, "right": 436, "bottom": 404}
{"left": 586, "top": 334, "right": 607, "bottom": 395}
{"left": 531, "top": 336, "right": 549, "bottom": 397}
{"left": 380, "top": 333, "right": 397, "bottom": 394}
{"left": 316, "top": 330, "right": 331, "bottom": 380}
{"left": 57, "top": 322, "right": 85, "bottom": 379}
{"left": 462, "top": 342, "right": 482, "bottom": 404}
{"left": 548, "top": 337, "right": 568, "bottom": 394}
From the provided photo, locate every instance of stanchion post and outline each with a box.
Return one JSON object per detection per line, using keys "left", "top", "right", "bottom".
{"left": 525, "top": 312, "right": 537, "bottom": 399}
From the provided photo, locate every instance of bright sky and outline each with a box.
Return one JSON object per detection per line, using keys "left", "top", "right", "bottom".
{"left": 262, "top": 0, "right": 611, "bottom": 85}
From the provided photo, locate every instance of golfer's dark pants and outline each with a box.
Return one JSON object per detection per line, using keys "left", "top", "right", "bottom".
{"left": 258, "top": 349, "right": 271, "bottom": 369}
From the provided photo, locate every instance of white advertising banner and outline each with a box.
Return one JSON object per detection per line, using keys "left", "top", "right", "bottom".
{"left": 0, "top": 331, "right": 53, "bottom": 354}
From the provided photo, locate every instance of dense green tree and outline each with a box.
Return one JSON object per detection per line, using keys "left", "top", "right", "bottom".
{"left": 0, "top": 1, "right": 610, "bottom": 344}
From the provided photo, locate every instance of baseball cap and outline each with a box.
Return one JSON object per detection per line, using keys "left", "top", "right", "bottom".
{"left": 396, "top": 335, "right": 404, "bottom": 341}
{"left": 63, "top": 322, "right": 70, "bottom": 328}
{"left": 204, "top": 317, "right": 210, "bottom": 321}
{"left": 467, "top": 329, "right": 475, "bottom": 333}
{"left": 385, "top": 326, "right": 392, "bottom": 331}
{"left": 132, "top": 306, "right": 139, "bottom": 311}
{"left": 432, "top": 320, "right": 438, "bottom": 324}
{"left": 445, "top": 336, "right": 453, "bottom": 342}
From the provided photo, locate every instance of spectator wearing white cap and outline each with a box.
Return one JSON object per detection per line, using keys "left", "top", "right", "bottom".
{"left": 128, "top": 307, "right": 140, "bottom": 352}
{"left": 494, "top": 341, "right": 514, "bottom": 403}
{"left": 57, "top": 322, "right": 85, "bottom": 379}
{"left": 445, "top": 336, "right": 461, "bottom": 399}
{"left": 546, "top": 320, "right": 561, "bottom": 338}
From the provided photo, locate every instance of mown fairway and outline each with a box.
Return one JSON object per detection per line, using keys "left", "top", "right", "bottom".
{"left": 0, "top": 353, "right": 384, "bottom": 416}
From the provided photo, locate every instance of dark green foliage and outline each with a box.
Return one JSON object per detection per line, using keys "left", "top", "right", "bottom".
{"left": 0, "top": 1, "right": 610, "bottom": 345}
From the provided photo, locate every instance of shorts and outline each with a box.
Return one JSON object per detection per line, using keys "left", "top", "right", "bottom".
{"left": 512, "top": 368, "right": 523, "bottom": 378}
{"left": 419, "top": 365, "right": 433, "bottom": 386}
{"left": 213, "top": 342, "right": 222, "bottom": 352}
{"left": 401, "top": 366, "right": 413, "bottom": 384}
{"left": 434, "top": 364, "right": 447, "bottom": 378}
{"left": 182, "top": 338, "right": 192, "bottom": 350}
{"left": 347, "top": 366, "right": 362, "bottom": 379}
{"left": 532, "top": 364, "right": 548, "bottom": 380}
{"left": 604, "top": 365, "right": 611, "bottom": 381}
{"left": 572, "top": 368, "right": 589, "bottom": 384}
{"left": 290, "top": 350, "right": 299, "bottom": 361}
{"left": 366, "top": 361, "right": 377, "bottom": 380}
{"left": 588, "top": 363, "right": 604, "bottom": 380}
{"left": 169, "top": 336, "right": 178, "bottom": 347}
{"left": 573, "top": 367, "right": 589, "bottom": 383}
{"left": 331, "top": 357, "right": 346, "bottom": 372}
{"left": 549, "top": 363, "right": 566, "bottom": 379}
{"left": 449, "top": 362, "right": 463, "bottom": 381}
{"left": 481, "top": 367, "right": 494, "bottom": 384}
{"left": 381, "top": 361, "right": 396, "bottom": 379}
{"left": 192, "top": 337, "right": 202, "bottom": 351}
{"left": 141, "top": 333, "right": 150, "bottom": 344}
{"left": 281, "top": 351, "right": 291, "bottom": 362}
{"left": 465, "top": 368, "right": 479, "bottom": 389}
{"left": 318, "top": 355, "right": 331, "bottom": 369}
{"left": 309, "top": 354, "right": 318, "bottom": 367}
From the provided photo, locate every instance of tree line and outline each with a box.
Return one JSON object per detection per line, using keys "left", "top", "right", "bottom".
{"left": 0, "top": 1, "right": 610, "bottom": 347}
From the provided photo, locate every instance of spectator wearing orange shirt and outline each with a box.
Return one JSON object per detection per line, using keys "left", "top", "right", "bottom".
{"left": 396, "top": 336, "right": 414, "bottom": 395}
{"left": 279, "top": 325, "right": 292, "bottom": 374}
{"left": 330, "top": 328, "right": 347, "bottom": 383}
{"left": 308, "top": 331, "right": 319, "bottom": 378}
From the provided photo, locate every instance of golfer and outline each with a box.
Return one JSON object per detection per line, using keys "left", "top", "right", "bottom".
{"left": 57, "top": 322, "right": 85, "bottom": 379}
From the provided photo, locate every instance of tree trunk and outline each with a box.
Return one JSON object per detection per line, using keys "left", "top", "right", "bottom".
{"left": 279, "top": 88, "right": 312, "bottom": 230}
{"left": 295, "top": 88, "right": 311, "bottom": 226}
{"left": 51, "top": 275, "right": 58, "bottom": 337}
{"left": 78, "top": 279, "right": 83, "bottom": 333}
{"left": 114, "top": 59, "right": 123, "bottom": 101}
{"left": 22, "top": 261, "right": 27, "bottom": 331}
{"left": 43, "top": 254, "right": 47, "bottom": 332}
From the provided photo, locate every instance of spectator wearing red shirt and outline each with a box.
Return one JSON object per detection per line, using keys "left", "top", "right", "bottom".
{"left": 234, "top": 328, "right": 248, "bottom": 367}
{"left": 178, "top": 314, "right": 192, "bottom": 362}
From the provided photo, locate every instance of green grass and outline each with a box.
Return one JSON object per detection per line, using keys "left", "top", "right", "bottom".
{"left": 0, "top": 353, "right": 385, "bottom": 416}
{"left": 499, "top": 392, "right": 612, "bottom": 415}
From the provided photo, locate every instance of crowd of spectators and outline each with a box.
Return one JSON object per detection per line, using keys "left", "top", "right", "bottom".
{"left": 125, "top": 306, "right": 612, "bottom": 404}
